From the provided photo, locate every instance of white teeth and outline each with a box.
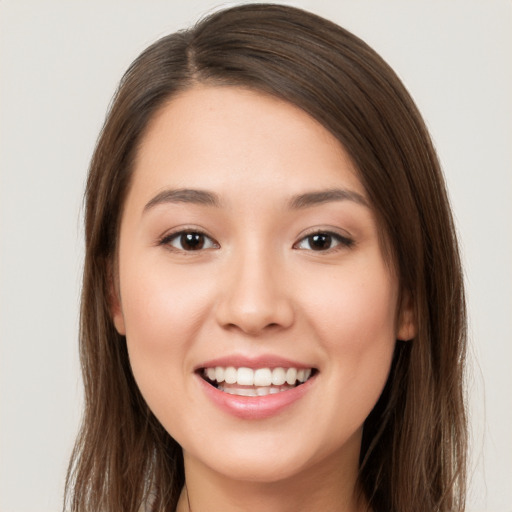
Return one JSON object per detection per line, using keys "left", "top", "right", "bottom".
{"left": 218, "top": 386, "right": 258, "bottom": 396}
{"left": 254, "top": 368, "right": 272, "bottom": 386}
{"left": 234, "top": 387, "right": 257, "bottom": 397}
{"left": 285, "top": 368, "right": 297, "bottom": 385}
{"left": 271, "top": 367, "right": 286, "bottom": 385}
{"left": 203, "top": 365, "right": 314, "bottom": 388}
{"left": 224, "top": 366, "right": 237, "bottom": 384}
{"left": 215, "top": 367, "right": 225, "bottom": 383}
{"left": 217, "top": 385, "right": 294, "bottom": 396}
{"left": 237, "top": 367, "right": 254, "bottom": 386}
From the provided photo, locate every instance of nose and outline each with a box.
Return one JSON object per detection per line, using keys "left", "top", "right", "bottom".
{"left": 215, "top": 247, "right": 295, "bottom": 335}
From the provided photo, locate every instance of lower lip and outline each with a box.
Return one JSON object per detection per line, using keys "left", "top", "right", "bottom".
{"left": 197, "top": 374, "right": 316, "bottom": 420}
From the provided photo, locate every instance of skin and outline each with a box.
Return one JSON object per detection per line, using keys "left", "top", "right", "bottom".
{"left": 111, "top": 85, "right": 415, "bottom": 512}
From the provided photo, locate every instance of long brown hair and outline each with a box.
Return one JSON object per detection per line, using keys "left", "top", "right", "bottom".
{"left": 65, "top": 4, "right": 467, "bottom": 511}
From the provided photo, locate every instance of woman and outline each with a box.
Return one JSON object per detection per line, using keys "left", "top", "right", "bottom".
{"left": 65, "top": 4, "right": 467, "bottom": 511}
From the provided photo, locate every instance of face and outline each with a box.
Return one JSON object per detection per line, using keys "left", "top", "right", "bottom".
{"left": 112, "top": 85, "right": 413, "bottom": 485}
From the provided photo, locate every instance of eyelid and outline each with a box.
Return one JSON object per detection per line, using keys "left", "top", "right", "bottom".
{"left": 293, "top": 228, "right": 354, "bottom": 251}
{"left": 158, "top": 226, "right": 220, "bottom": 251}
{"left": 156, "top": 226, "right": 353, "bottom": 253}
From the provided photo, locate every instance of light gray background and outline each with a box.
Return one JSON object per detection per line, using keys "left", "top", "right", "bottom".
{"left": 1, "top": 1, "right": 511, "bottom": 511}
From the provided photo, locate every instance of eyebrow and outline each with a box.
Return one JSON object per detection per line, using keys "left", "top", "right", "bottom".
{"left": 143, "top": 187, "right": 369, "bottom": 213}
{"left": 144, "top": 188, "right": 221, "bottom": 212}
{"left": 288, "top": 188, "right": 369, "bottom": 209}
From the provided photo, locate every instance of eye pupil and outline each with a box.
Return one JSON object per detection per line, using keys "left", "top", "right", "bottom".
{"left": 309, "top": 233, "right": 331, "bottom": 250}
{"left": 181, "top": 232, "right": 204, "bottom": 250}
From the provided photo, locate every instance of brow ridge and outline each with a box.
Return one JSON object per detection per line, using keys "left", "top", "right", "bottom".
{"left": 144, "top": 188, "right": 220, "bottom": 211}
{"left": 144, "top": 187, "right": 368, "bottom": 213}
{"left": 289, "top": 188, "right": 369, "bottom": 209}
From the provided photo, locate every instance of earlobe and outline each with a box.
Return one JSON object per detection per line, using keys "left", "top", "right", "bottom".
{"left": 111, "top": 300, "right": 126, "bottom": 335}
{"left": 396, "top": 291, "right": 416, "bottom": 341}
{"left": 108, "top": 265, "right": 126, "bottom": 335}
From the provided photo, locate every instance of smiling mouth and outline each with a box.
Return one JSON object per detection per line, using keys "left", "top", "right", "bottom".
{"left": 199, "top": 366, "right": 317, "bottom": 397}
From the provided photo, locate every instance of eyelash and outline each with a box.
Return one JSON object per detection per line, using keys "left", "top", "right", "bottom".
{"left": 293, "top": 230, "right": 354, "bottom": 252}
{"left": 158, "top": 229, "right": 354, "bottom": 253}
{"left": 159, "top": 229, "right": 219, "bottom": 252}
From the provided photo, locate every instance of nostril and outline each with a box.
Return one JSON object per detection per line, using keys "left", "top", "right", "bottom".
{"left": 214, "top": 277, "right": 295, "bottom": 334}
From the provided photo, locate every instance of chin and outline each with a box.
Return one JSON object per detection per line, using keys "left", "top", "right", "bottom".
{"left": 204, "top": 454, "right": 312, "bottom": 484}
{"left": 182, "top": 426, "right": 361, "bottom": 486}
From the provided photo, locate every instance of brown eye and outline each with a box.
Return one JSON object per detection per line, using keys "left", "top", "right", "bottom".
{"left": 308, "top": 233, "right": 332, "bottom": 251}
{"left": 163, "top": 231, "right": 218, "bottom": 251}
{"left": 180, "top": 233, "right": 205, "bottom": 250}
{"left": 294, "top": 231, "right": 353, "bottom": 251}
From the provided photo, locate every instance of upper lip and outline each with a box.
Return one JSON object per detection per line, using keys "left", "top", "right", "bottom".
{"left": 195, "top": 355, "right": 316, "bottom": 371}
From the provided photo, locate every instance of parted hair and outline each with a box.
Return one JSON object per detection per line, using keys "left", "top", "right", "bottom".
{"left": 65, "top": 4, "right": 467, "bottom": 511}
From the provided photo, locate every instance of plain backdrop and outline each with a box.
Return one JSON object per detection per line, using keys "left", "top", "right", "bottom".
{"left": 0, "top": 1, "right": 511, "bottom": 511}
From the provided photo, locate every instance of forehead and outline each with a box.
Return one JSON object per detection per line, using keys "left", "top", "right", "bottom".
{"left": 130, "top": 85, "right": 366, "bottom": 205}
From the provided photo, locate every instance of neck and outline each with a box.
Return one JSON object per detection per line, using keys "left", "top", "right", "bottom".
{"left": 176, "top": 444, "right": 368, "bottom": 512}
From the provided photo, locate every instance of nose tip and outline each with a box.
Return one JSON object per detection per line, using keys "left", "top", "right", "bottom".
{"left": 215, "top": 261, "right": 294, "bottom": 335}
{"left": 220, "top": 301, "right": 294, "bottom": 335}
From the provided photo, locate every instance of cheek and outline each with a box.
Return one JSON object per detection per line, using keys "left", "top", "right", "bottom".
{"left": 119, "top": 261, "right": 213, "bottom": 406}
{"left": 121, "top": 257, "right": 211, "bottom": 342}
{"left": 301, "top": 257, "right": 398, "bottom": 346}
{"left": 299, "top": 258, "right": 398, "bottom": 415}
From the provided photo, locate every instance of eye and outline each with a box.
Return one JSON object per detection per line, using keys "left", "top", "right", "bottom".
{"left": 161, "top": 230, "right": 219, "bottom": 251}
{"left": 294, "top": 231, "right": 353, "bottom": 251}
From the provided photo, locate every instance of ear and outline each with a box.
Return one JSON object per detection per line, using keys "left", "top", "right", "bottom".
{"left": 108, "top": 264, "right": 126, "bottom": 335}
{"left": 396, "top": 290, "right": 416, "bottom": 341}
